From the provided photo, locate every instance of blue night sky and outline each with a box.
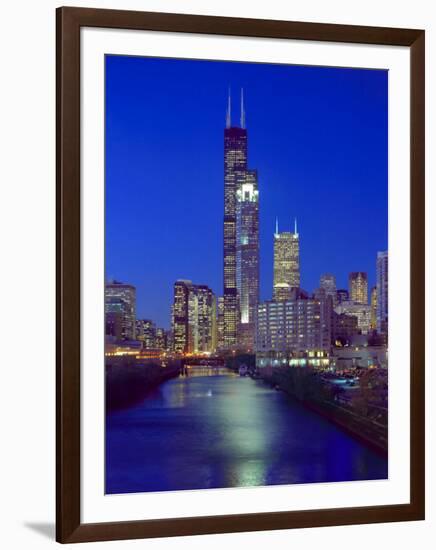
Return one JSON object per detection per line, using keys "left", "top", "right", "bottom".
{"left": 105, "top": 55, "right": 388, "bottom": 329}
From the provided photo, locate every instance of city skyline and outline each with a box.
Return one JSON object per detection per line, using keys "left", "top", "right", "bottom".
{"left": 106, "top": 55, "right": 388, "bottom": 328}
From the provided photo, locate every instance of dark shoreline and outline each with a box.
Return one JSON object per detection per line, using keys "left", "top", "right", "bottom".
{"left": 257, "top": 367, "right": 388, "bottom": 457}
{"left": 105, "top": 361, "right": 180, "bottom": 411}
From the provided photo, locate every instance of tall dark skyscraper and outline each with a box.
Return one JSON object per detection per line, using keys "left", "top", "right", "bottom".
{"left": 223, "top": 89, "right": 259, "bottom": 349}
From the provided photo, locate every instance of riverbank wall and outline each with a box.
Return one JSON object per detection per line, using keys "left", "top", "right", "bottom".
{"left": 259, "top": 366, "right": 388, "bottom": 456}
{"left": 106, "top": 360, "right": 181, "bottom": 411}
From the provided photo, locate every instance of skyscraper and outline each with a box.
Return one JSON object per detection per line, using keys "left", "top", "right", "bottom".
{"left": 172, "top": 280, "right": 216, "bottom": 354}
{"left": 172, "top": 280, "right": 191, "bottom": 354}
{"left": 376, "top": 251, "right": 388, "bottom": 334}
{"left": 223, "top": 90, "right": 246, "bottom": 348}
{"left": 273, "top": 219, "right": 300, "bottom": 301}
{"left": 349, "top": 272, "right": 368, "bottom": 304}
{"left": 236, "top": 168, "right": 259, "bottom": 348}
{"left": 223, "top": 89, "right": 259, "bottom": 349}
{"left": 105, "top": 281, "right": 136, "bottom": 340}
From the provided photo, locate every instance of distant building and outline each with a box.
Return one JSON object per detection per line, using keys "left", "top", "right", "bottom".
{"left": 349, "top": 272, "right": 368, "bottom": 304}
{"left": 370, "top": 286, "right": 377, "bottom": 330}
{"left": 155, "top": 327, "right": 168, "bottom": 351}
{"left": 273, "top": 219, "right": 300, "bottom": 301}
{"left": 336, "top": 289, "right": 349, "bottom": 304}
{"left": 256, "top": 296, "right": 330, "bottom": 368}
{"left": 332, "top": 312, "right": 359, "bottom": 346}
{"left": 216, "top": 296, "right": 224, "bottom": 350}
{"left": 136, "top": 319, "right": 156, "bottom": 349}
{"left": 105, "top": 281, "right": 136, "bottom": 340}
{"left": 172, "top": 280, "right": 191, "bottom": 354}
{"left": 376, "top": 251, "right": 388, "bottom": 335}
{"left": 172, "top": 280, "right": 216, "bottom": 354}
{"left": 332, "top": 345, "right": 387, "bottom": 369}
{"left": 313, "top": 287, "right": 334, "bottom": 346}
{"left": 320, "top": 273, "right": 337, "bottom": 306}
{"left": 105, "top": 309, "right": 123, "bottom": 341}
{"left": 334, "top": 301, "right": 371, "bottom": 334}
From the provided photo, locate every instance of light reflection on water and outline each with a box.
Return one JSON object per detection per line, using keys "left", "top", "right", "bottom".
{"left": 106, "top": 371, "right": 387, "bottom": 494}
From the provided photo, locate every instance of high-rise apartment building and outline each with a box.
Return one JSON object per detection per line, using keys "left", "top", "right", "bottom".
{"left": 256, "top": 297, "right": 330, "bottom": 366}
{"left": 273, "top": 219, "right": 300, "bottom": 301}
{"left": 349, "top": 272, "right": 368, "bottom": 304}
{"left": 172, "top": 280, "right": 216, "bottom": 354}
{"left": 376, "top": 251, "right": 388, "bottom": 334}
{"left": 105, "top": 281, "right": 136, "bottom": 340}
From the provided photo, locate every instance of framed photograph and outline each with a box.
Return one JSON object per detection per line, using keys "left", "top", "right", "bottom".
{"left": 56, "top": 6, "right": 425, "bottom": 543}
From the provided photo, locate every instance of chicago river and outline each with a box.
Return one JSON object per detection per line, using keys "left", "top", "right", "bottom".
{"left": 106, "top": 369, "right": 387, "bottom": 494}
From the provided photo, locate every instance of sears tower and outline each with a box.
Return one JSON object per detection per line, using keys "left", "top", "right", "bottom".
{"left": 223, "top": 89, "right": 259, "bottom": 349}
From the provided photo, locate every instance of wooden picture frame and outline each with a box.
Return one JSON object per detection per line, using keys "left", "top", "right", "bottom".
{"left": 56, "top": 6, "right": 425, "bottom": 543}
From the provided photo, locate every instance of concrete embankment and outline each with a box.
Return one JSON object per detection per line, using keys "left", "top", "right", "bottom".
{"left": 106, "top": 360, "right": 180, "bottom": 411}
{"left": 259, "top": 366, "right": 388, "bottom": 456}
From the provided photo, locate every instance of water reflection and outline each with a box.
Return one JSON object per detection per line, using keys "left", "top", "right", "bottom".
{"left": 106, "top": 371, "right": 387, "bottom": 494}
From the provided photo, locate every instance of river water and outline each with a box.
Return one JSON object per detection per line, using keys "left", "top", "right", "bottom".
{"left": 106, "top": 369, "right": 387, "bottom": 494}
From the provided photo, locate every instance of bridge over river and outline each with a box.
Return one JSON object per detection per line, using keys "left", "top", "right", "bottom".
{"left": 106, "top": 367, "right": 387, "bottom": 494}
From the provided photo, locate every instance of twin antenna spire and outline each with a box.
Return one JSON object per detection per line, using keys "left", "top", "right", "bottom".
{"left": 275, "top": 217, "right": 299, "bottom": 236}
{"left": 226, "top": 88, "right": 246, "bottom": 129}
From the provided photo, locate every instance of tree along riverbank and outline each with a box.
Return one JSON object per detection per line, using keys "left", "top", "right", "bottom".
{"left": 257, "top": 366, "right": 388, "bottom": 455}
{"left": 106, "top": 360, "right": 181, "bottom": 411}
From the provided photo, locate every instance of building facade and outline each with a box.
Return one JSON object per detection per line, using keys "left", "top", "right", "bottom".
{"left": 256, "top": 297, "right": 330, "bottom": 368}
{"left": 135, "top": 319, "right": 156, "bottom": 349}
{"left": 336, "top": 289, "right": 349, "bottom": 304}
{"left": 349, "top": 272, "right": 368, "bottom": 304}
{"left": 273, "top": 220, "right": 300, "bottom": 301}
{"left": 370, "top": 286, "right": 377, "bottom": 330}
{"left": 105, "top": 281, "right": 136, "bottom": 340}
{"left": 236, "top": 168, "right": 259, "bottom": 349}
{"left": 331, "top": 312, "right": 359, "bottom": 345}
{"left": 172, "top": 280, "right": 191, "bottom": 354}
{"left": 172, "top": 280, "right": 216, "bottom": 354}
{"left": 320, "top": 273, "right": 337, "bottom": 306}
{"left": 376, "top": 251, "right": 388, "bottom": 335}
{"left": 216, "top": 296, "right": 224, "bottom": 350}
{"left": 334, "top": 301, "right": 371, "bottom": 334}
